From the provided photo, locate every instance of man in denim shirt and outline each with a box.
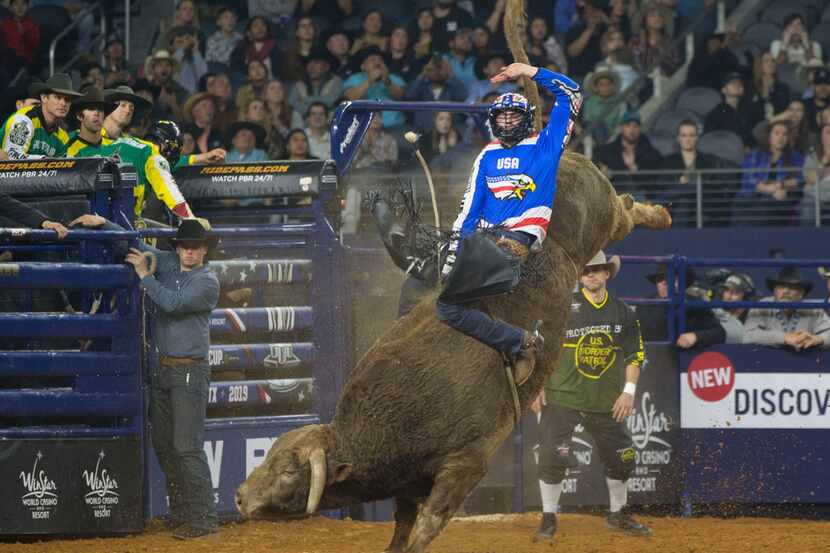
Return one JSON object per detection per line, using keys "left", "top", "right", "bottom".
{"left": 73, "top": 214, "right": 220, "bottom": 539}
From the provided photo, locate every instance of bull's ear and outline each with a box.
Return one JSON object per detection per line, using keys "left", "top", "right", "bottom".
{"left": 332, "top": 462, "right": 352, "bottom": 483}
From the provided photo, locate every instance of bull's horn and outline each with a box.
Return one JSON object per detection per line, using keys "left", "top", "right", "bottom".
{"left": 306, "top": 448, "right": 326, "bottom": 515}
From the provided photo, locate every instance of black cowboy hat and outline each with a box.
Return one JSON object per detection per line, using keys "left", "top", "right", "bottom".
{"left": 104, "top": 85, "right": 153, "bottom": 119}
{"left": 28, "top": 73, "right": 82, "bottom": 98}
{"left": 350, "top": 45, "right": 384, "bottom": 72}
{"left": 645, "top": 263, "right": 697, "bottom": 286}
{"left": 171, "top": 218, "right": 219, "bottom": 250}
{"left": 226, "top": 121, "right": 266, "bottom": 148}
{"left": 71, "top": 87, "right": 109, "bottom": 110}
{"left": 765, "top": 267, "right": 812, "bottom": 295}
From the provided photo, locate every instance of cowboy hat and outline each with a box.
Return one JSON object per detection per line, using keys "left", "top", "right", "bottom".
{"left": 69, "top": 87, "right": 109, "bottom": 116}
{"left": 584, "top": 250, "right": 621, "bottom": 280}
{"left": 28, "top": 73, "right": 82, "bottom": 98}
{"left": 183, "top": 92, "right": 221, "bottom": 123}
{"left": 766, "top": 266, "right": 812, "bottom": 295}
{"left": 584, "top": 68, "right": 621, "bottom": 94}
{"left": 171, "top": 218, "right": 219, "bottom": 250}
{"left": 646, "top": 263, "right": 697, "bottom": 286}
{"left": 226, "top": 121, "right": 266, "bottom": 148}
{"left": 104, "top": 84, "right": 154, "bottom": 121}
{"left": 143, "top": 49, "right": 180, "bottom": 78}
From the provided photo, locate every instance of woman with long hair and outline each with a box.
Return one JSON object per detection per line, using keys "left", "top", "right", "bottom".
{"left": 771, "top": 100, "right": 813, "bottom": 153}
{"left": 384, "top": 25, "right": 421, "bottom": 84}
{"left": 285, "top": 129, "right": 316, "bottom": 160}
{"left": 526, "top": 16, "right": 568, "bottom": 74}
{"left": 628, "top": 2, "right": 681, "bottom": 76}
{"left": 241, "top": 98, "right": 285, "bottom": 159}
{"left": 281, "top": 15, "right": 317, "bottom": 82}
{"left": 799, "top": 124, "right": 830, "bottom": 224}
{"left": 264, "top": 79, "right": 304, "bottom": 139}
{"left": 229, "top": 16, "right": 281, "bottom": 80}
{"left": 408, "top": 7, "right": 434, "bottom": 62}
{"left": 750, "top": 50, "right": 791, "bottom": 121}
{"left": 419, "top": 111, "right": 462, "bottom": 166}
{"left": 350, "top": 10, "right": 388, "bottom": 54}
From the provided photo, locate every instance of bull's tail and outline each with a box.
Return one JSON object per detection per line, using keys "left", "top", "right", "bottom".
{"left": 607, "top": 194, "right": 672, "bottom": 245}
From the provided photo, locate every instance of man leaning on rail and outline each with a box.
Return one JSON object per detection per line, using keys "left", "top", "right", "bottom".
{"left": 71, "top": 213, "right": 220, "bottom": 539}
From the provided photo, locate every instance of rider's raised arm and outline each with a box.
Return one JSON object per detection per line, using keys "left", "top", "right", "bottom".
{"left": 533, "top": 68, "right": 583, "bottom": 157}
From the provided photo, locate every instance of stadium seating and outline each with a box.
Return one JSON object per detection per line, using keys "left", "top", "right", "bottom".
{"left": 652, "top": 108, "right": 702, "bottom": 136}
{"left": 760, "top": 4, "right": 807, "bottom": 27}
{"left": 741, "top": 22, "right": 781, "bottom": 52}
{"left": 810, "top": 22, "right": 830, "bottom": 56}
{"left": 777, "top": 62, "right": 804, "bottom": 97}
{"left": 648, "top": 130, "right": 676, "bottom": 157}
{"left": 675, "top": 87, "right": 722, "bottom": 119}
{"left": 697, "top": 130, "right": 744, "bottom": 167}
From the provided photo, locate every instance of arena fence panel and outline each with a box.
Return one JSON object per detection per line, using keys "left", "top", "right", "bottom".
{"left": 0, "top": 159, "right": 144, "bottom": 534}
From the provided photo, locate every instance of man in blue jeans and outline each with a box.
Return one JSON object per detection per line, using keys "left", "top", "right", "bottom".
{"left": 72, "top": 214, "right": 220, "bottom": 539}
{"left": 438, "top": 62, "right": 583, "bottom": 386}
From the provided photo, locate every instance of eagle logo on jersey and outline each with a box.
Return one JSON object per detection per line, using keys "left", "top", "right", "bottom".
{"left": 9, "top": 121, "right": 28, "bottom": 146}
{"left": 485, "top": 174, "right": 537, "bottom": 200}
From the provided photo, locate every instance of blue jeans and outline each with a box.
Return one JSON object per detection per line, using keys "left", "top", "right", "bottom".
{"left": 436, "top": 229, "right": 533, "bottom": 356}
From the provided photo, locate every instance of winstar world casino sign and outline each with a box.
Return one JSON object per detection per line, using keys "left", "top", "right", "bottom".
{"left": 681, "top": 351, "right": 830, "bottom": 429}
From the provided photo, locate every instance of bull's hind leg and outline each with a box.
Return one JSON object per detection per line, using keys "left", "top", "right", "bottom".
{"left": 404, "top": 455, "right": 488, "bottom": 553}
{"left": 608, "top": 194, "right": 672, "bottom": 244}
{"left": 384, "top": 497, "right": 419, "bottom": 553}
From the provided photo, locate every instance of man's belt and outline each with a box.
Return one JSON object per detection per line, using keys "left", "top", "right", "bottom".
{"left": 159, "top": 355, "right": 205, "bottom": 367}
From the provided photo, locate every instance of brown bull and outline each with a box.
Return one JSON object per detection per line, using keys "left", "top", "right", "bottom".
{"left": 235, "top": 152, "right": 671, "bottom": 552}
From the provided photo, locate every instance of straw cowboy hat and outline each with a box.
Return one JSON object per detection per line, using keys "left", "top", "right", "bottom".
{"left": 584, "top": 68, "right": 621, "bottom": 94}
{"left": 182, "top": 91, "right": 221, "bottom": 122}
{"left": 765, "top": 266, "right": 812, "bottom": 295}
{"left": 584, "top": 250, "right": 621, "bottom": 280}
{"left": 143, "top": 49, "right": 180, "bottom": 78}
{"left": 28, "top": 73, "right": 82, "bottom": 98}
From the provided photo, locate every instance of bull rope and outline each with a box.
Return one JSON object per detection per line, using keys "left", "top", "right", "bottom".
{"left": 504, "top": 0, "right": 542, "bottom": 132}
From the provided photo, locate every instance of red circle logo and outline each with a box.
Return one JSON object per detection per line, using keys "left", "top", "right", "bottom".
{"left": 687, "top": 352, "right": 735, "bottom": 402}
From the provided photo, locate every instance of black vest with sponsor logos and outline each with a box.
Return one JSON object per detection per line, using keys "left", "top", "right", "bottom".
{"left": 546, "top": 288, "right": 644, "bottom": 412}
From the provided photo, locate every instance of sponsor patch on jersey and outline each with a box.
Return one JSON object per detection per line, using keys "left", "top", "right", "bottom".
{"left": 485, "top": 173, "right": 537, "bottom": 200}
{"left": 9, "top": 121, "right": 28, "bottom": 146}
{"left": 574, "top": 331, "right": 618, "bottom": 379}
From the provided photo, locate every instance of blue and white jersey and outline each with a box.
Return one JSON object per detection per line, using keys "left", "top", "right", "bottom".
{"left": 446, "top": 68, "right": 582, "bottom": 271}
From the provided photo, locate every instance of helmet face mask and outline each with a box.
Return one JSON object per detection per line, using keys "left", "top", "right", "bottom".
{"left": 145, "top": 120, "right": 183, "bottom": 166}
{"left": 488, "top": 93, "right": 533, "bottom": 145}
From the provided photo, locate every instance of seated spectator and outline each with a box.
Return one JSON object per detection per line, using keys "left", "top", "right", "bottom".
{"left": 405, "top": 56, "right": 467, "bottom": 130}
{"left": 744, "top": 267, "right": 830, "bottom": 350}
{"left": 636, "top": 264, "right": 726, "bottom": 348}
{"left": 226, "top": 121, "right": 268, "bottom": 163}
{"left": 687, "top": 29, "right": 742, "bottom": 92}
{"left": 444, "top": 28, "right": 476, "bottom": 92}
{"left": 304, "top": 102, "right": 330, "bottom": 160}
{"left": 798, "top": 123, "right": 830, "bottom": 226}
{"left": 409, "top": 7, "right": 436, "bottom": 63}
{"left": 205, "top": 7, "right": 243, "bottom": 70}
{"left": 749, "top": 50, "right": 790, "bottom": 123}
{"left": 471, "top": 25, "right": 491, "bottom": 58}
{"left": 240, "top": 98, "right": 285, "bottom": 159}
{"left": 342, "top": 47, "right": 405, "bottom": 129}
{"left": 565, "top": 0, "right": 609, "bottom": 80}
{"left": 323, "top": 27, "right": 353, "bottom": 79}
{"left": 102, "top": 36, "right": 131, "bottom": 87}
{"left": 704, "top": 72, "right": 756, "bottom": 147}
{"left": 264, "top": 79, "right": 304, "bottom": 139}
{"left": 168, "top": 25, "right": 208, "bottom": 95}
{"left": 327, "top": 0, "right": 363, "bottom": 33}
{"left": 385, "top": 26, "right": 423, "bottom": 85}
{"left": 183, "top": 91, "right": 224, "bottom": 153}
{"left": 204, "top": 72, "right": 237, "bottom": 135}
{"left": 628, "top": 1, "right": 681, "bottom": 76}
{"left": 606, "top": 0, "right": 633, "bottom": 39}
{"left": 352, "top": 114, "right": 397, "bottom": 169}
{"left": 526, "top": 16, "right": 568, "bottom": 74}
{"left": 466, "top": 51, "right": 516, "bottom": 103}
{"left": 769, "top": 100, "right": 813, "bottom": 154}
{"left": 285, "top": 128, "right": 317, "bottom": 161}
{"left": 179, "top": 123, "right": 198, "bottom": 157}
{"left": 713, "top": 272, "right": 755, "bottom": 344}
{"left": 79, "top": 63, "right": 106, "bottom": 91}
{"left": 230, "top": 16, "right": 281, "bottom": 80}
{"left": 350, "top": 10, "right": 388, "bottom": 55}
{"left": 597, "top": 28, "right": 638, "bottom": 92}
{"left": 158, "top": 0, "right": 206, "bottom": 54}
{"left": 1, "top": 0, "right": 40, "bottom": 75}
{"left": 288, "top": 48, "right": 342, "bottom": 115}
{"left": 235, "top": 60, "right": 270, "bottom": 111}
{"left": 418, "top": 111, "right": 465, "bottom": 170}
{"left": 144, "top": 49, "right": 189, "bottom": 119}
{"left": 132, "top": 78, "right": 164, "bottom": 124}
{"left": 739, "top": 120, "right": 804, "bottom": 225}
{"left": 805, "top": 69, "right": 830, "bottom": 134}
{"left": 770, "top": 13, "right": 823, "bottom": 68}
{"left": 819, "top": 267, "right": 830, "bottom": 307}
{"left": 431, "top": 0, "right": 475, "bottom": 54}
{"left": 657, "top": 118, "right": 734, "bottom": 226}
{"left": 582, "top": 69, "right": 626, "bottom": 143}
{"left": 281, "top": 15, "right": 317, "bottom": 82}
{"left": 594, "top": 111, "right": 662, "bottom": 194}
{"left": 248, "top": 0, "right": 297, "bottom": 25}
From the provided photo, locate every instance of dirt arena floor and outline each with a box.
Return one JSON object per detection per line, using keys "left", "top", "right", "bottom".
{"left": 1, "top": 513, "right": 827, "bottom": 553}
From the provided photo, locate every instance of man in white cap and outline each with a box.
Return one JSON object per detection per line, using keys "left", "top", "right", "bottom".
{"left": 533, "top": 250, "right": 650, "bottom": 541}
